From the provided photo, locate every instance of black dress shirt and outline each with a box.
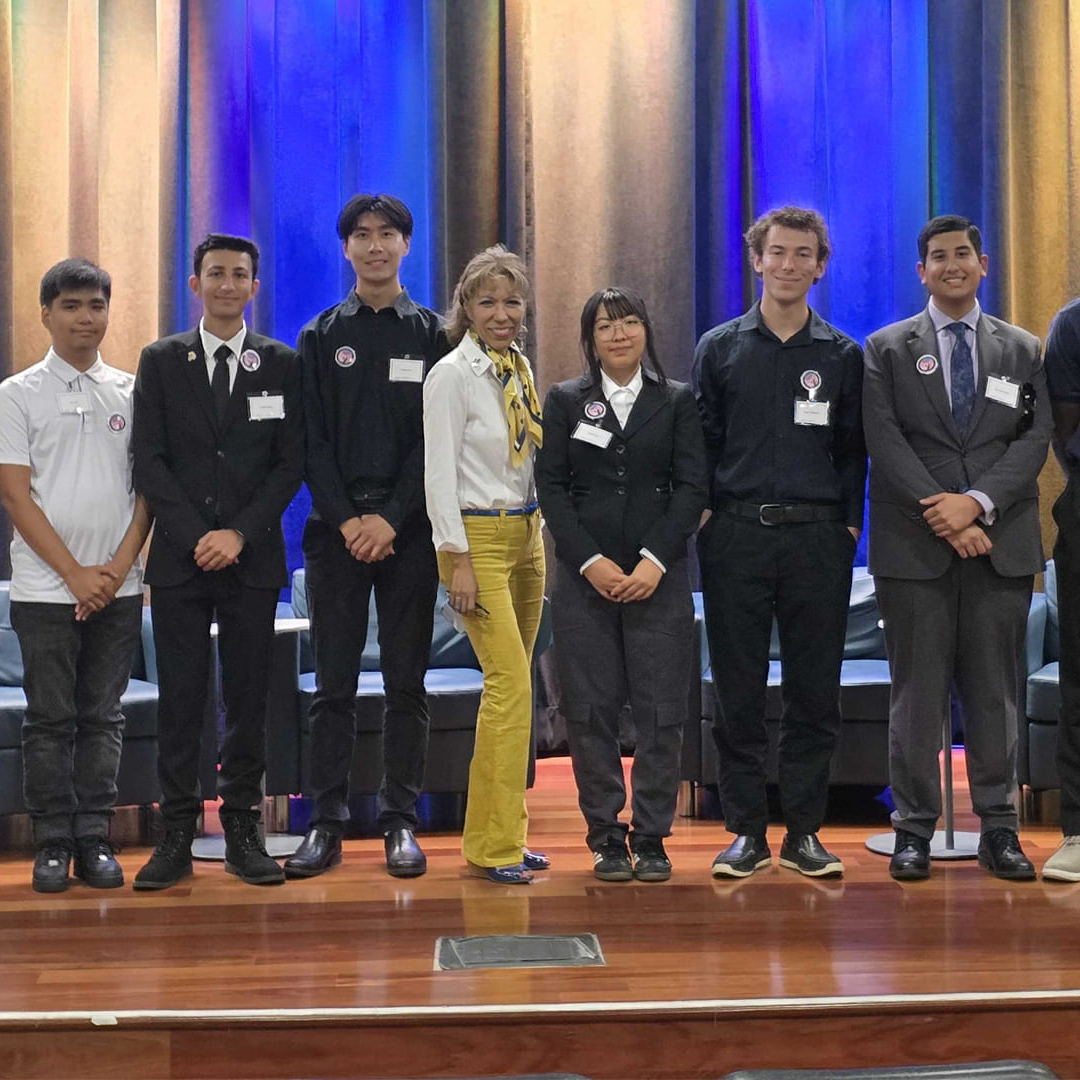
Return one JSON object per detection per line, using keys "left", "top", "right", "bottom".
{"left": 299, "top": 288, "right": 449, "bottom": 532}
{"left": 691, "top": 302, "right": 867, "bottom": 529}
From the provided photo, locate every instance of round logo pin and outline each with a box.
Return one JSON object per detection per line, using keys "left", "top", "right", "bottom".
{"left": 335, "top": 346, "right": 356, "bottom": 369}
{"left": 108, "top": 413, "right": 126, "bottom": 432}
{"left": 584, "top": 400, "right": 607, "bottom": 421}
{"left": 916, "top": 354, "right": 939, "bottom": 375}
{"left": 799, "top": 370, "right": 822, "bottom": 392}
{"left": 240, "top": 349, "right": 261, "bottom": 372}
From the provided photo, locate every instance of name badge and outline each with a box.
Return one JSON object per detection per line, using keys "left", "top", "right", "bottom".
{"left": 794, "top": 399, "right": 831, "bottom": 426}
{"left": 389, "top": 356, "right": 425, "bottom": 383}
{"left": 572, "top": 421, "right": 613, "bottom": 448}
{"left": 248, "top": 393, "right": 285, "bottom": 421}
{"left": 985, "top": 374, "right": 1020, "bottom": 409}
{"left": 57, "top": 392, "right": 92, "bottom": 415}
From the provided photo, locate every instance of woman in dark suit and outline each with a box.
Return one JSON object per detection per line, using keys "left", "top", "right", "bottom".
{"left": 536, "top": 287, "right": 707, "bottom": 882}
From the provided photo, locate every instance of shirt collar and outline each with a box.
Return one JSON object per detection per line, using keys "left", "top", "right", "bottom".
{"left": 45, "top": 346, "right": 105, "bottom": 384}
{"left": 600, "top": 366, "right": 643, "bottom": 400}
{"left": 200, "top": 319, "right": 247, "bottom": 362}
{"left": 737, "top": 301, "right": 831, "bottom": 342}
{"left": 341, "top": 286, "right": 417, "bottom": 319}
{"left": 928, "top": 298, "right": 981, "bottom": 334}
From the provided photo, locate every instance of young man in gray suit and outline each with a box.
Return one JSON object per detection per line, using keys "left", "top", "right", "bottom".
{"left": 863, "top": 214, "right": 1050, "bottom": 881}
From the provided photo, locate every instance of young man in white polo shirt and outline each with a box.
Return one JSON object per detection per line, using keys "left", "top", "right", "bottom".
{"left": 0, "top": 259, "right": 150, "bottom": 893}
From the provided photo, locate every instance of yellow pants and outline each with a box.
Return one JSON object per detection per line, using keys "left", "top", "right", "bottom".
{"left": 438, "top": 512, "right": 545, "bottom": 867}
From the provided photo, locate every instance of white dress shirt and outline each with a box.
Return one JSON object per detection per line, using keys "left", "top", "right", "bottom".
{"left": 926, "top": 300, "right": 994, "bottom": 520}
{"left": 423, "top": 334, "right": 537, "bottom": 553}
{"left": 200, "top": 319, "right": 246, "bottom": 393}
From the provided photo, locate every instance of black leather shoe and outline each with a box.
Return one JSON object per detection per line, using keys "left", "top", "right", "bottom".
{"left": 32, "top": 840, "right": 72, "bottom": 893}
{"left": 385, "top": 828, "right": 427, "bottom": 878}
{"left": 223, "top": 816, "right": 285, "bottom": 885}
{"left": 978, "top": 828, "right": 1036, "bottom": 881}
{"left": 711, "top": 835, "right": 771, "bottom": 878}
{"left": 631, "top": 836, "right": 672, "bottom": 882}
{"left": 73, "top": 837, "right": 124, "bottom": 889}
{"left": 889, "top": 829, "right": 931, "bottom": 881}
{"left": 592, "top": 839, "right": 633, "bottom": 881}
{"left": 284, "top": 827, "right": 342, "bottom": 878}
{"left": 134, "top": 827, "right": 196, "bottom": 890}
{"left": 779, "top": 833, "right": 844, "bottom": 877}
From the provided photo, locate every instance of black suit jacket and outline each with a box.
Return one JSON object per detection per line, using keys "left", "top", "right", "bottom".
{"left": 536, "top": 370, "right": 708, "bottom": 572}
{"left": 133, "top": 328, "right": 303, "bottom": 588}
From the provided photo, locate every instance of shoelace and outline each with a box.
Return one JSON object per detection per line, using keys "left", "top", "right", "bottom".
{"left": 80, "top": 837, "right": 120, "bottom": 861}
{"left": 155, "top": 830, "right": 194, "bottom": 858}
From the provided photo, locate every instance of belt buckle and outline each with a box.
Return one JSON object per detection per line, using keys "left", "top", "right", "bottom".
{"left": 758, "top": 503, "right": 785, "bottom": 526}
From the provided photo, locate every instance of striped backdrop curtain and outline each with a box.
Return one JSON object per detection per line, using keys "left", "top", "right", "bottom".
{"left": 2, "top": 0, "right": 1080, "bottom": 572}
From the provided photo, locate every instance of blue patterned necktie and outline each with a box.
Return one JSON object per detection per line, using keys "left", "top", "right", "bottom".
{"left": 948, "top": 322, "right": 976, "bottom": 433}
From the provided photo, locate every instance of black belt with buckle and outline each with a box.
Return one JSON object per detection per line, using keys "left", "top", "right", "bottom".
{"left": 720, "top": 500, "right": 846, "bottom": 526}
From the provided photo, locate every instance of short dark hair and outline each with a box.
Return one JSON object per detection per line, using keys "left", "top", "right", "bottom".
{"left": 918, "top": 215, "right": 982, "bottom": 263}
{"left": 579, "top": 286, "right": 667, "bottom": 386}
{"left": 39, "top": 258, "right": 111, "bottom": 308}
{"left": 192, "top": 233, "right": 260, "bottom": 279}
{"left": 744, "top": 205, "right": 831, "bottom": 267}
{"left": 336, "top": 193, "right": 413, "bottom": 242}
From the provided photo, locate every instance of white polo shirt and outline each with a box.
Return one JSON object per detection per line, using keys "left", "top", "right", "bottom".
{"left": 0, "top": 348, "right": 143, "bottom": 603}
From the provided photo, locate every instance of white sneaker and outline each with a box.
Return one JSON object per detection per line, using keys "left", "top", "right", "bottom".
{"left": 1042, "top": 836, "right": 1080, "bottom": 882}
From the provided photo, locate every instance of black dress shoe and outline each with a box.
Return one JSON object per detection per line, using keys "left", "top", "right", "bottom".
{"left": 889, "top": 829, "right": 931, "bottom": 881}
{"left": 978, "top": 828, "right": 1036, "bottom": 881}
{"left": 223, "top": 816, "right": 285, "bottom": 885}
{"left": 779, "top": 833, "right": 844, "bottom": 877}
{"left": 283, "top": 827, "right": 342, "bottom": 878}
{"left": 385, "top": 828, "right": 426, "bottom": 878}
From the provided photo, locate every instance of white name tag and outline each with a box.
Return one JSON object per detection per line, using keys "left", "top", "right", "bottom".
{"left": 572, "top": 421, "right": 613, "bottom": 448}
{"left": 794, "top": 399, "right": 831, "bottom": 426}
{"left": 57, "top": 392, "right": 92, "bottom": 415}
{"left": 985, "top": 374, "right": 1020, "bottom": 409}
{"left": 248, "top": 394, "right": 285, "bottom": 421}
{"left": 389, "top": 357, "right": 425, "bottom": 383}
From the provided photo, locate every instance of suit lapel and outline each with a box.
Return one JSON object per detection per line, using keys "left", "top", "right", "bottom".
{"left": 223, "top": 334, "right": 261, "bottom": 430}
{"left": 621, "top": 373, "right": 665, "bottom": 440}
{"left": 179, "top": 330, "right": 218, "bottom": 431}
{"left": 966, "top": 315, "right": 1003, "bottom": 437}
{"left": 907, "top": 313, "right": 960, "bottom": 442}
{"left": 576, "top": 374, "right": 622, "bottom": 439}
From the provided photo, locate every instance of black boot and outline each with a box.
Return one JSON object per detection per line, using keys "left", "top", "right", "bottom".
{"left": 223, "top": 815, "right": 286, "bottom": 885}
{"left": 134, "top": 825, "right": 196, "bottom": 891}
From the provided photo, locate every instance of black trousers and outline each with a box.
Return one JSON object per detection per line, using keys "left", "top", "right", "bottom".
{"left": 552, "top": 559, "right": 693, "bottom": 850}
{"left": 1054, "top": 476, "right": 1080, "bottom": 834}
{"left": 698, "top": 512, "right": 854, "bottom": 837}
{"left": 151, "top": 569, "right": 278, "bottom": 827}
{"left": 302, "top": 515, "right": 438, "bottom": 833}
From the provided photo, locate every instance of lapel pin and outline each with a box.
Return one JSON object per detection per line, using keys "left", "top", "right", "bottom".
{"left": 187, "top": 350, "right": 196, "bottom": 362}
{"left": 916, "top": 354, "right": 938, "bottom": 375}
{"left": 584, "top": 400, "right": 607, "bottom": 421}
{"left": 240, "top": 349, "right": 261, "bottom": 372}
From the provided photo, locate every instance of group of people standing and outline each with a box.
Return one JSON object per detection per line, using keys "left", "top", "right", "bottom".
{"left": 4, "top": 192, "right": 1080, "bottom": 894}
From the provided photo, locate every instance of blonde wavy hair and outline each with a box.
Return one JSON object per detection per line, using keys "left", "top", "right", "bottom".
{"left": 444, "top": 245, "right": 531, "bottom": 346}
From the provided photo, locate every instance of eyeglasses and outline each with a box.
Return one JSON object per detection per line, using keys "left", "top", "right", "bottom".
{"left": 594, "top": 316, "right": 645, "bottom": 340}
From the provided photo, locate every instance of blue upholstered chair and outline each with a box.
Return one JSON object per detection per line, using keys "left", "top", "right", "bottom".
{"left": 1023, "top": 561, "right": 1059, "bottom": 794}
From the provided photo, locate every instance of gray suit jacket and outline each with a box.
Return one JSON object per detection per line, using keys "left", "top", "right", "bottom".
{"left": 863, "top": 309, "right": 1051, "bottom": 579}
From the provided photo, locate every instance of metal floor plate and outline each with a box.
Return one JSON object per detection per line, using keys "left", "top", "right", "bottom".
{"left": 435, "top": 933, "right": 605, "bottom": 971}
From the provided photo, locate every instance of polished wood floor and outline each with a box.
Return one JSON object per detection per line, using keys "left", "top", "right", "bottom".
{"left": 0, "top": 756, "right": 1078, "bottom": 1078}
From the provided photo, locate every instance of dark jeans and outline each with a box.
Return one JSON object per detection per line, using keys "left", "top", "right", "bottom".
{"left": 698, "top": 512, "right": 854, "bottom": 837}
{"left": 552, "top": 559, "right": 693, "bottom": 849}
{"left": 151, "top": 570, "right": 278, "bottom": 827}
{"left": 11, "top": 595, "right": 143, "bottom": 843}
{"left": 1054, "top": 477, "right": 1080, "bottom": 834}
{"left": 303, "top": 515, "right": 438, "bottom": 833}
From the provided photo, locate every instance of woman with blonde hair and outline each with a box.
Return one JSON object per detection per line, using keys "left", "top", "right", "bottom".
{"left": 423, "top": 245, "right": 546, "bottom": 884}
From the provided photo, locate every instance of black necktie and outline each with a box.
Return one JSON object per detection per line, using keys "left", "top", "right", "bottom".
{"left": 211, "top": 344, "right": 231, "bottom": 424}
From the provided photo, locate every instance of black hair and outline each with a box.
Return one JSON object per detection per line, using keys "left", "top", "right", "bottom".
{"left": 336, "top": 193, "right": 414, "bottom": 242}
{"left": 39, "top": 258, "right": 111, "bottom": 308}
{"left": 579, "top": 286, "right": 667, "bottom": 386}
{"left": 918, "top": 215, "right": 982, "bottom": 263}
{"left": 192, "top": 233, "right": 260, "bottom": 279}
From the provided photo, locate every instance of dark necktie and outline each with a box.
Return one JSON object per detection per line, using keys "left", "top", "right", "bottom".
{"left": 948, "top": 322, "right": 976, "bottom": 433}
{"left": 211, "top": 344, "right": 231, "bottom": 424}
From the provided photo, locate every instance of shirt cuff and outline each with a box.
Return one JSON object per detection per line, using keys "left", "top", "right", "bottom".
{"left": 579, "top": 553, "right": 603, "bottom": 574}
{"left": 640, "top": 548, "right": 666, "bottom": 573}
{"left": 966, "top": 489, "right": 996, "bottom": 525}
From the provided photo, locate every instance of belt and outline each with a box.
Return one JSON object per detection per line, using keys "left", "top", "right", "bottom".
{"left": 719, "top": 500, "right": 845, "bottom": 526}
{"left": 461, "top": 502, "right": 539, "bottom": 518}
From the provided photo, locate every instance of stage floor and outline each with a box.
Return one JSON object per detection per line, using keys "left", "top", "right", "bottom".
{"left": 0, "top": 758, "right": 1077, "bottom": 1079}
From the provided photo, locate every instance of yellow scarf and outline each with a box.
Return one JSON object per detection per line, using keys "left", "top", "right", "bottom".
{"left": 472, "top": 331, "right": 543, "bottom": 465}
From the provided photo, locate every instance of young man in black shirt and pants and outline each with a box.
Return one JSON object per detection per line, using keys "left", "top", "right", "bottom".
{"left": 286, "top": 194, "right": 448, "bottom": 879}
{"left": 693, "top": 206, "right": 865, "bottom": 879}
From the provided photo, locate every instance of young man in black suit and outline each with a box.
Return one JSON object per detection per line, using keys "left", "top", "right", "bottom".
{"left": 131, "top": 234, "right": 303, "bottom": 889}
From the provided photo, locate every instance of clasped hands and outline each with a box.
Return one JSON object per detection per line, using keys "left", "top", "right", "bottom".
{"left": 583, "top": 556, "right": 662, "bottom": 602}
{"left": 919, "top": 491, "right": 993, "bottom": 559}
{"left": 67, "top": 562, "right": 125, "bottom": 622}
{"left": 340, "top": 514, "right": 396, "bottom": 562}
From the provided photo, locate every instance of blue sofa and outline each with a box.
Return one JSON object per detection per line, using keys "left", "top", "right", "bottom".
{"left": 1024, "top": 562, "right": 1060, "bottom": 794}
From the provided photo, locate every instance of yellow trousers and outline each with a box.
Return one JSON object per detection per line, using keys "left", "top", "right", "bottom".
{"left": 438, "top": 512, "right": 545, "bottom": 867}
